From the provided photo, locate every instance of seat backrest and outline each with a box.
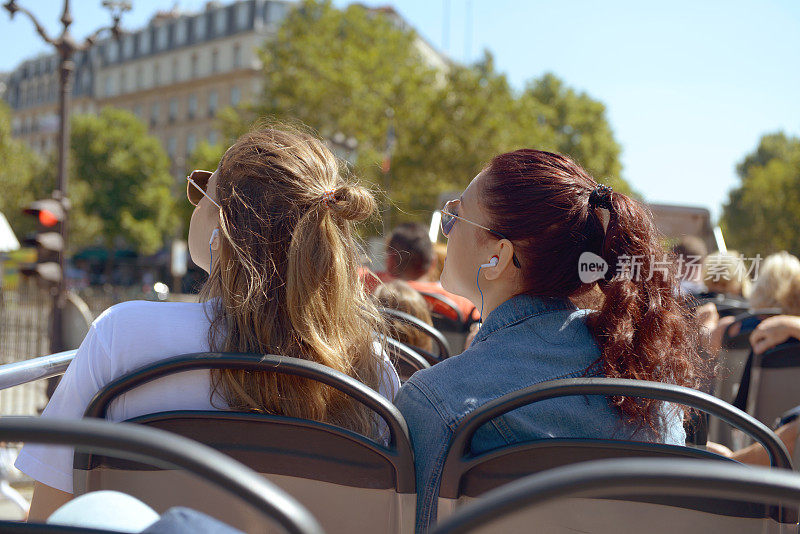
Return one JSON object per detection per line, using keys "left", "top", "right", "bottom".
{"left": 708, "top": 318, "right": 757, "bottom": 447}
{"left": 437, "top": 377, "right": 792, "bottom": 524}
{"left": 383, "top": 336, "right": 431, "bottom": 381}
{"left": 420, "top": 291, "right": 473, "bottom": 356}
{"left": 749, "top": 341, "right": 800, "bottom": 426}
{"left": 77, "top": 353, "right": 416, "bottom": 534}
{"left": 379, "top": 306, "right": 452, "bottom": 363}
{"left": 431, "top": 457, "right": 800, "bottom": 534}
{"left": 417, "top": 291, "right": 466, "bottom": 324}
{"left": 0, "top": 416, "right": 322, "bottom": 534}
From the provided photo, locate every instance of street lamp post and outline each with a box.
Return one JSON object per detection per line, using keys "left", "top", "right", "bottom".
{"left": 4, "top": 0, "right": 130, "bottom": 354}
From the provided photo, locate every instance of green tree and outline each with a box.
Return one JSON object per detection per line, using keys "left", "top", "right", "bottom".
{"left": 0, "top": 101, "right": 46, "bottom": 236}
{"left": 68, "top": 108, "right": 179, "bottom": 255}
{"left": 519, "top": 73, "right": 631, "bottom": 196}
{"left": 721, "top": 132, "right": 800, "bottom": 256}
{"left": 736, "top": 131, "right": 800, "bottom": 180}
{"left": 230, "top": 0, "right": 629, "bottom": 225}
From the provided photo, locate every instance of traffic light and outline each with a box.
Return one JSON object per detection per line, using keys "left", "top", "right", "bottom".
{"left": 20, "top": 199, "right": 65, "bottom": 284}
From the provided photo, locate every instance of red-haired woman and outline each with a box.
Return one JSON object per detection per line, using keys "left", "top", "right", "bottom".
{"left": 395, "top": 149, "right": 707, "bottom": 532}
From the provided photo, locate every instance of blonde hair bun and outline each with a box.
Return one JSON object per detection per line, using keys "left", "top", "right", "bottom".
{"left": 328, "top": 183, "right": 377, "bottom": 222}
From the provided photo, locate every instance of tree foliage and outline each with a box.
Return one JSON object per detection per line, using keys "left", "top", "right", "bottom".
{"left": 519, "top": 73, "right": 630, "bottom": 195}
{"left": 68, "top": 108, "right": 179, "bottom": 255}
{"left": 213, "top": 0, "right": 630, "bottom": 226}
{"left": 721, "top": 132, "right": 800, "bottom": 256}
{"left": 0, "top": 101, "right": 45, "bottom": 237}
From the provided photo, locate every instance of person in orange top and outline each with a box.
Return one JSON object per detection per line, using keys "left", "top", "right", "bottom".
{"left": 362, "top": 223, "right": 479, "bottom": 322}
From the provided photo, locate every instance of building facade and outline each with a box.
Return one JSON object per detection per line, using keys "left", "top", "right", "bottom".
{"left": 4, "top": 0, "right": 292, "bottom": 177}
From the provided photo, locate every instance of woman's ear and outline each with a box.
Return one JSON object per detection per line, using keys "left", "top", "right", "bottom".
{"left": 482, "top": 240, "right": 515, "bottom": 281}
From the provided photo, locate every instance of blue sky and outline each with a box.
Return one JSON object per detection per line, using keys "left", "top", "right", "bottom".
{"left": 1, "top": 1, "right": 798, "bottom": 222}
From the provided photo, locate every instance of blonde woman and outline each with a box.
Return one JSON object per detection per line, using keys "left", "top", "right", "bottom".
{"left": 375, "top": 280, "right": 435, "bottom": 353}
{"left": 16, "top": 127, "right": 400, "bottom": 520}
{"left": 749, "top": 251, "right": 800, "bottom": 310}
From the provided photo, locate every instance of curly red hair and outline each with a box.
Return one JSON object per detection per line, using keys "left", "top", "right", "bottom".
{"left": 482, "top": 149, "right": 707, "bottom": 434}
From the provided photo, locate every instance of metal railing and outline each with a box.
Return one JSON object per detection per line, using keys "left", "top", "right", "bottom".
{"left": 0, "top": 350, "right": 75, "bottom": 392}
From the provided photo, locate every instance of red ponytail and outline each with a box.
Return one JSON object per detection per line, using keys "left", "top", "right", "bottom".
{"left": 482, "top": 149, "right": 706, "bottom": 433}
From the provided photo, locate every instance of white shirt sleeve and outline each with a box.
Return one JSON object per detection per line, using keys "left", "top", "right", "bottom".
{"left": 14, "top": 323, "right": 115, "bottom": 494}
{"left": 372, "top": 342, "right": 401, "bottom": 444}
{"left": 378, "top": 353, "right": 401, "bottom": 403}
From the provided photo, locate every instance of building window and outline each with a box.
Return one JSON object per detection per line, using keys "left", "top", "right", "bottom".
{"left": 211, "top": 49, "right": 219, "bottom": 73}
{"left": 208, "top": 90, "right": 218, "bottom": 117}
{"left": 172, "top": 58, "right": 180, "bottom": 83}
{"left": 186, "top": 133, "right": 196, "bottom": 158}
{"left": 169, "top": 97, "right": 178, "bottom": 123}
{"left": 233, "top": 43, "right": 242, "bottom": 68}
{"left": 123, "top": 35, "right": 134, "bottom": 58}
{"left": 120, "top": 71, "right": 127, "bottom": 94}
{"left": 157, "top": 24, "right": 168, "bottom": 50}
{"left": 268, "top": 2, "right": 290, "bottom": 24}
{"left": 194, "top": 15, "right": 206, "bottom": 40}
{"left": 188, "top": 93, "right": 197, "bottom": 119}
{"left": 103, "top": 75, "right": 113, "bottom": 97}
{"left": 215, "top": 8, "right": 228, "bottom": 35}
{"left": 136, "top": 66, "right": 143, "bottom": 90}
{"left": 230, "top": 85, "right": 241, "bottom": 107}
{"left": 150, "top": 102, "right": 160, "bottom": 127}
{"left": 106, "top": 41, "right": 118, "bottom": 62}
{"left": 167, "top": 136, "right": 177, "bottom": 159}
{"left": 153, "top": 63, "right": 160, "bottom": 86}
{"left": 236, "top": 3, "right": 250, "bottom": 29}
{"left": 139, "top": 30, "right": 151, "bottom": 54}
{"left": 175, "top": 19, "right": 187, "bottom": 45}
{"left": 190, "top": 54, "right": 199, "bottom": 78}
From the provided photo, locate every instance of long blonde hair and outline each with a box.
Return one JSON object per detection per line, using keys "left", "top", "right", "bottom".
{"left": 200, "top": 126, "right": 385, "bottom": 437}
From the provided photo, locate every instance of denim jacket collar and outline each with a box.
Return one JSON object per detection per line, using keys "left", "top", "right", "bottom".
{"left": 473, "top": 294, "right": 578, "bottom": 344}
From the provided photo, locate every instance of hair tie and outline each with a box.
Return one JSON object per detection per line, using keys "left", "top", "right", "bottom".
{"left": 588, "top": 184, "right": 614, "bottom": 211}
{"left": 321, "top": 190, "right": 336, "bottom": 207}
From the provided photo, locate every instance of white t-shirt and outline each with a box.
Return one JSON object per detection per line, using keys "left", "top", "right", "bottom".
{"left": 15, "top": 300, "right": 401, "bottom": 493}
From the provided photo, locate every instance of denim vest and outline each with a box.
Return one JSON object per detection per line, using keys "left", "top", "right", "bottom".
{"left": 394, "top": 294, "right": 685, "bottom": 532}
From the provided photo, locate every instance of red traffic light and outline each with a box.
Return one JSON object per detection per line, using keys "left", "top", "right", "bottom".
{"left": 23, "top": 199, "right": 64, "bottom": 227}
{"left": 39, "top": 210, "right": 59, "bottom": 227}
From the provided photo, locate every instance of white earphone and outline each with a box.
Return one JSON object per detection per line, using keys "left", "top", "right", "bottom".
{"left": 209, "top": 228, "right": 219, "bottom": 246}
{"left": 481, "top": 256, "right": 499, "bottom": 268}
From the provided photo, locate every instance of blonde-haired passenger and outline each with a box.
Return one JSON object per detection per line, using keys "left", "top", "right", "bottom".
{"left": 375, "top": 280, "right": 434, "bottom": 353}
{"left": 16, "top": 126, "right": 400, "bottom": 519}
{"left": 710, "top": 252, "right": 800, "bottom": 355}
{"left": 778, "top": 273, "right": 800, "bottom": 316}
{"left": 749, "top": 251, "right": 800, "bottom": 311}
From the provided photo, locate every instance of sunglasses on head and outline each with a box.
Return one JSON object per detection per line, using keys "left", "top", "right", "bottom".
{"left": 440, "top": 199, "right": 522, "bottom": 268}
{"left": 186, "top": 170, "right": 221, "bottom": 209}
